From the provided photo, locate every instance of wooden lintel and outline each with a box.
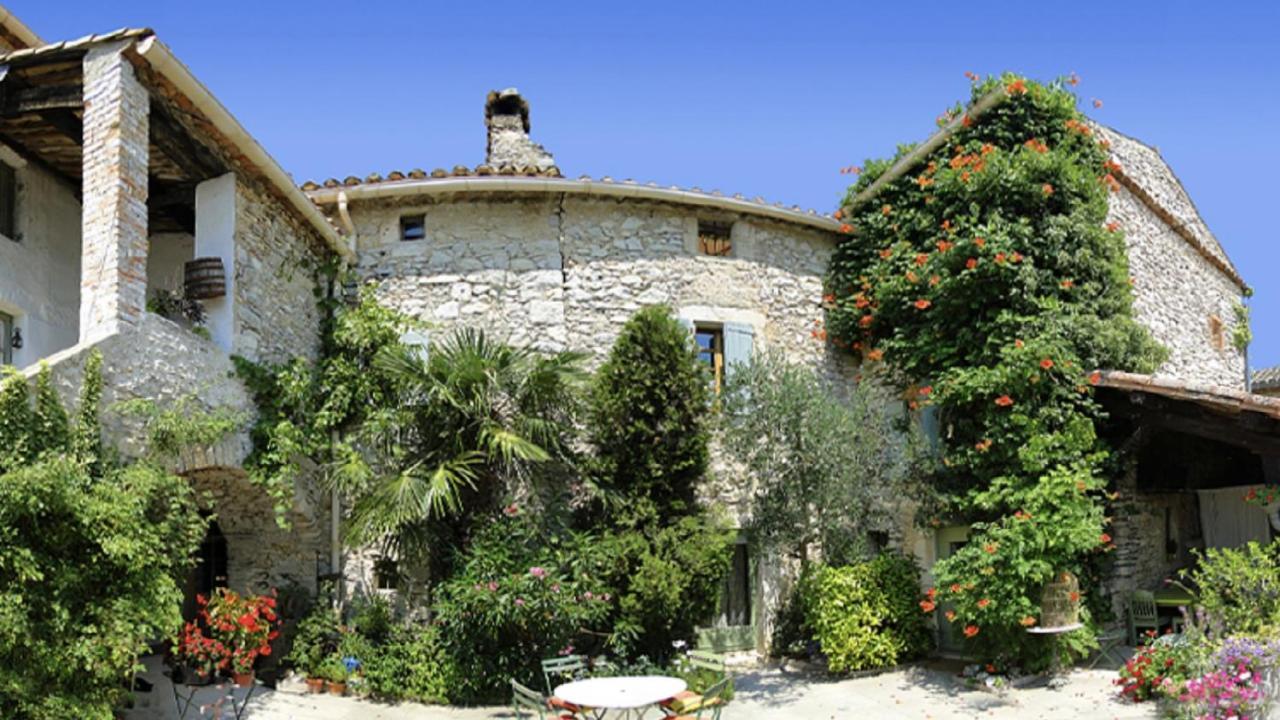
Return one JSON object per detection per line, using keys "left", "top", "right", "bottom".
{"left": 37, "top": 108, "right": 82, "bottom": 146}
{"left": 1, "top": 84, "right": 81, "bottom": 115}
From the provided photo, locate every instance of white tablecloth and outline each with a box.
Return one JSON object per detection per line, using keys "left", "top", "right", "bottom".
{"left": 555, "top": 675, "right": 687, "bottom": 710}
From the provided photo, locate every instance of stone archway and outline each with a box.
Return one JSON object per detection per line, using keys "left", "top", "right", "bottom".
{"left": 182, "top": 466, "right": 327, "bottom": 598}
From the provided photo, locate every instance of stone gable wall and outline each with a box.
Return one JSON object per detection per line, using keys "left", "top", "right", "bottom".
{"left": 1109, "top": 185, "right": 1246, "bottom": 389}
{"left": 233, "top": 176, "right": 329, "bottom": 364}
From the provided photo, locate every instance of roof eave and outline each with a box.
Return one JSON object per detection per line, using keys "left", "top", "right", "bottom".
{"left": 307, "top": 177, "right": 843, "bottom": 234}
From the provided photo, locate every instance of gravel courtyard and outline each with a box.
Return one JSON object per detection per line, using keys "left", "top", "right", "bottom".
{"left": 125, "top": 658, "right": 1156, "bottom": 720}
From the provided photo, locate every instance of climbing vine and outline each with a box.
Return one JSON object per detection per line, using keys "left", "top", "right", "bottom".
{"left": 826, "top": 73, "right": 1167, "bottom": 665}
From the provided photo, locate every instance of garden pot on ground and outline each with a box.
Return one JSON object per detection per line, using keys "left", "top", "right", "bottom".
{"left": 327, "top": 680, "right": 346, "bottom": 696}
{"left": 305, "top": 676, "right": 325, "bottom": 694}
{"left": 232, "top": 671, "right": 255, "bottom": 688}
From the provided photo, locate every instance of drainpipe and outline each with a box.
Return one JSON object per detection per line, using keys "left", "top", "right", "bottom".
{"left": 337, "top": 191, "right": 356, "bottom": 238}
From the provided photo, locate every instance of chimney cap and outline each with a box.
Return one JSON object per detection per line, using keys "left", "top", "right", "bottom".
{"left": 485, "top": 88, "right": 531, "bottom": 133}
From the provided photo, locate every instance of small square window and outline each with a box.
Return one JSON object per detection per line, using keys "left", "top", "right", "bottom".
{"left": 373, "top": 557, "right": 399, "bottom": 590}
{"left": 697, "top": 220, "right": 732, "bottom": 257}
{"left": 400, "top": 214, "right": 425, "bottom": 242}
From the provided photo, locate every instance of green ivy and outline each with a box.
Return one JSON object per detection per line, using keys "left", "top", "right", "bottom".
{"left": 827, "top": 74, "right": 1166, "bottom": 664}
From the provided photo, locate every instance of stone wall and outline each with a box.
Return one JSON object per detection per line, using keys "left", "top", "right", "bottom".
{"left": 1110, "top": 185, "right": 1246, "bottom": 390}
{"left": 232, "top": 176, "right": 329, "bottom": 364}
{"left": 354, "top": 194, "right": 845, "bottom": 378}
{"left": 31, "top": 312, "right": 327, "bottom": 595}
{"left": 1102, "top": 125, "right": 1247, "bottom": 390}
{"left": 0, "top": 157, "right": 82, "bottom": 366}
{"left": 79, "top": 42, "right": 149, "bottom": 345}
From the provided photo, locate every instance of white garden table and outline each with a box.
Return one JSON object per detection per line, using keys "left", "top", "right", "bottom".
{"left": 555, "top": 675, "right": 686, "bottom": 720}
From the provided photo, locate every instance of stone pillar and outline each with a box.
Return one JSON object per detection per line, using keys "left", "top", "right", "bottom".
{"left": 195, "top": 173, "right": 236, "bottom": 352}
{"left": 80, "top": 42, "right": 149, "bottom": 344}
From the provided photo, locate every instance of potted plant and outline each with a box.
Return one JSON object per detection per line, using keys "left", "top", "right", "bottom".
{"left": 318, "top": 655, "right": 348, "bottom": 696}
{"left": 286, "top": 597, "right": 341, "bottom": 693}
{"left": 1244, "top": 486, "right": 1280, "bottom": 531}
{"left": 171, "top": 607, "right": 220, "bottom": 686}
{"left": 201, "top": 588, "right": 280, "bottom": 687}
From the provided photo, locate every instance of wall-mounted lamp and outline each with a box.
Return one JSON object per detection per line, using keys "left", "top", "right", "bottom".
{"left": 10, "top": 327, "right": 20, "bottom": 350}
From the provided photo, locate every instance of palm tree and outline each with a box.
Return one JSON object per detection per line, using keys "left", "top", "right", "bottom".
{"left": 338, "top": 327, "right": 586, "bottom": 569}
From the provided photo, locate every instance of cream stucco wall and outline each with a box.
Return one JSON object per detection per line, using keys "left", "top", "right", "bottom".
{"left": 0, "top": 157, "right": 82, "bottom": 367}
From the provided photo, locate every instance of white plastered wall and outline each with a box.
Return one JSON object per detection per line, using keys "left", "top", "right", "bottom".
{"left": 0, "top": 149, "right": 82, "bottom": 368}
{"left": 195, "top": 173, "right": 235, "bottom": 352}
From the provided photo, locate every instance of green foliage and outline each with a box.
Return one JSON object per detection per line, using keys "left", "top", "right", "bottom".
{"left": 432, "top": 512, "right": 612, "bottom": 703}
{"left": 719, "top": 351, "right": 917, "bottom": 564}
{"left": 73, "top": 351, "right": 104, "bottom": 471}
{"left": 1188, "top": 540, "right": 1280, "bottom": 636}
{"left": 0, "top": 353, "right": 209, "bottom": 719}
{"left": 593, "top": 517, "right": 735, "bottom": 660}
{"left": 801, "top": 553, "right": 931, "bottom": 673}
{"left": 0, "top": 366, "right": 33, "bottom": 473}
{"left": 340, "top": 326, "right": 587, "bottom": 565}
{"left": 115, "top": 395, "right": 246, "bottom": 464}
{"left": 32, "top": 365, "right": 69, "bottom": 458}
{"left": 361, "top": 625, "right": 452, "bottom": 704}
{"left": 1233, "top": 303, "right": 1252, "bottom": 352}
{"left": 827, "top": 74, "right": 1167, "bottom": 663}
{"left": 286, "top": 600, "right": 342, "bottom": 677}
{"left": 589, "top": 305, "right": 710, "bottom": 527}
{"left": 235, "top": 292, "right": 413, "bottom": 526}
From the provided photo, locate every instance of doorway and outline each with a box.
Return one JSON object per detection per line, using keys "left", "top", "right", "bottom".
{"left": 934, "top": 525, "right": 970, "bottom": 654}
{"left": 182, "top": 519, "right": 228, "bottom": 620}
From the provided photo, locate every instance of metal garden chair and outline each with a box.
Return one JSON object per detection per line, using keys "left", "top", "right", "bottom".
{"left": 661, "top": 676, "right": 729, "bottom": 720}
{"left": 513, "top": 679, "right": 579, "bottom": 720}
{"left": 660, "top": 650, "right": 727, "bottom": 714}
{"left": 1127, "top": 590, "right": 1161, "bottom": 645}
{"left": 541, "top": 655, "right": 595, "bottom": 718}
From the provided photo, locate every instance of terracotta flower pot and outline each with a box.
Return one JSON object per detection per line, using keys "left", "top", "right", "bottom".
{"left": 305, "top": 676, "right": 325, "bottom": 694}
{"left": 233, "top": 671, "right": 255, "bottom": 688}
{"left": 327, "top": 680, "right": 347, "bottom": 696}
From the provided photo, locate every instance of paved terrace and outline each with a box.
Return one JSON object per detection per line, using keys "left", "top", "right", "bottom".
{"left": 124, "top": 657, "right": 1156, "bottom": 720}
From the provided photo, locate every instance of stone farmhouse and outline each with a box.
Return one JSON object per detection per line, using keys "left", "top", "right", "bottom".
{"left": 0, "top": 7, "right": 1272, "bottom": 654}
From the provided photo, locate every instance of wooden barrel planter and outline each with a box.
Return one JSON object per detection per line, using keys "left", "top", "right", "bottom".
{"left": 184, "top": 257, "right": 226, "bottom": 299}
{"left": 1039, "top": 571, "right": 1080, "bottom": 628}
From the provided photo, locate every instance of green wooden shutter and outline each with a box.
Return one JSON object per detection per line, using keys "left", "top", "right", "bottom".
{"left": 723, "top": 322, "right": 754, "bottom": 375}
{"left": 921, "top": 405, "right": 941, "bottom": 454}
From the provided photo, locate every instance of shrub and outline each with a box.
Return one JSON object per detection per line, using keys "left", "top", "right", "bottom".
{"left": 432, "top": 512, "right": 611, "bottom": 703}
{"left": 594, "top": 518, "right": 735, "bottom": 660}
{"left": 1188, "top": 540, "right": 1280, "bottom": 636}
{"left": 361, "top": 625, "right": 453, "bottom": 704}
{"left": 589, "top": 305, "right": 710, "bottom": 527}
{"left": 285, "top": 600, "right": 341, "bottom": 678}
{"left": 719, "top": 351, "right": 917, "bottom": 565}
{"left": 802, "top": 553, "right": 931, "bottom": 673}
{"left": 0, "top": 355, "right": 209, "bottom": 718}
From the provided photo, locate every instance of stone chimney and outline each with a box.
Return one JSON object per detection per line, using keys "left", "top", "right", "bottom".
{"left": 484, "top": 88, "right": 556, "bottom": 172}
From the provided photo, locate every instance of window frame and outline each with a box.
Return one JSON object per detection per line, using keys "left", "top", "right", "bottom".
{"left": 399, "top": 213, "right": 426, "bottom": 242}
{"left": 694, "top": 323, "right": 725, "bottom": 393}
{"left": 0, "top": 311, "right": 12, "bottom": 365}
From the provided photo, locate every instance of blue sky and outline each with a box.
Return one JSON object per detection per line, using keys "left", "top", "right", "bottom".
{"left": 16, "top": 1, "right": 1280, "bottom": 371}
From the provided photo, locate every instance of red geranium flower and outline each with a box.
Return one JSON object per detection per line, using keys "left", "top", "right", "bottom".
{"left": 964, "top": 625, "right": 980, "bottom": 638}
{"left": 977, "top": 598, "right": 991, "bottom": 609}
{"left": 994, "top": 395, "right": 1014, "bottom": 407}
{"left": 920, "top": 599, "right": 937, "bottom": 613}
{"left": 915, "top": 253, "right": 929, "bottom": 266}
{"left": 1040, "top": 358, "right": 1054, "bottom": 370}
{"left": 914, "top": 299, "right": 932, "bottom": 310}
{"left": 965, "top": 258, "right": 978, "bottom": 270}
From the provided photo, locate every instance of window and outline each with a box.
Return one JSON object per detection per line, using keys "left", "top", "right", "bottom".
{"left": 695, "top": 325, "right": 724, "bottom": 392}
{"left": 0, "top": 162, "right": 15, "bottom": 240}
{"left": 373, "top": 557, "right": 399, "bottom": 591}
{"left": 0, "top": 312, "right": 11, "bottom": 365}
{"left": 400, "top": 214, "right": 426, "bottom": 242}
{"left": 1208, "top": 314, "right": 1225, "bottom": 350}
{"left": 697, "top": 219, "right": 732, "bottom": 257}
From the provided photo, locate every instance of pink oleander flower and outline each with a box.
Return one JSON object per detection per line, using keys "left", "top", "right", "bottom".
{"left": 529, "top": 566, "right": 547, "bottom": 579}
